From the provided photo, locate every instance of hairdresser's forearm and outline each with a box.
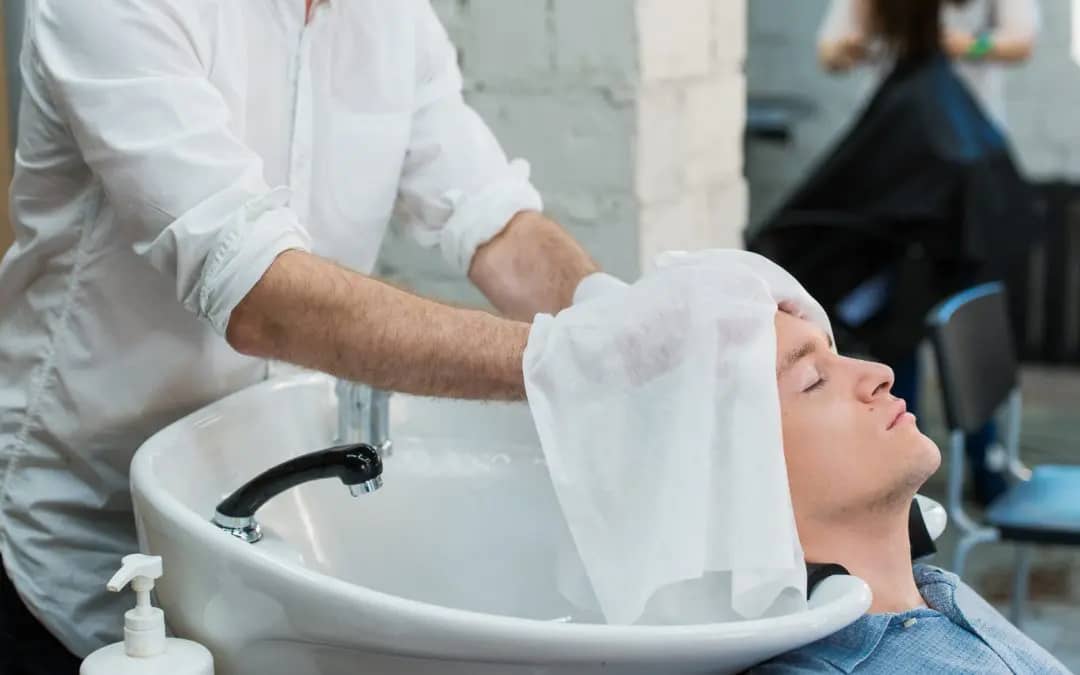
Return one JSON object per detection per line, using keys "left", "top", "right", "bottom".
{"left": 945, "top": 30, "right": 1035, "bottom": 63}
{"left": 819, "top": 42, "right": 845, "bottom": 71}
{"left": 818, "top": 40, "right": 860, "bottom": 72}
{"left": 469, "top": 210, "right": 599, "bottom": 321}
{"left": 987, "top": 31, "right": 1035, "bottom": 62}
{"left": 820, "top": 0, "right": 872, "bottom": 72}
{"left": 226, "top": 250, "right": 529, "bottom": 400}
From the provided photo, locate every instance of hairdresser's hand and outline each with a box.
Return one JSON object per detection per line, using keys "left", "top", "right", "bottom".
{"left": 820, "top": 33, "right": 869, "bottom": 72}
{"left": 944, "top": 30, "right": 977, "bottom": 59}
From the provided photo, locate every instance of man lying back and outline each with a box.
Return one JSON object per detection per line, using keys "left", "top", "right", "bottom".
{"left": 750, "top": 311, "right": 1070, "bottom": 673}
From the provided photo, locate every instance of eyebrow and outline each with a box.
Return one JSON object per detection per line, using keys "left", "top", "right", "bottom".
{"left": 778, "top": 334, "right": 834, "bottom": 376}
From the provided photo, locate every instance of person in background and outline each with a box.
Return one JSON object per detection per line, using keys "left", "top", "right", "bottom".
{"left": 816, "top": 0, "right": 1040, "bottom": 507}
{"left": 819, "top": 0, "right": 1040, "bottom": 129}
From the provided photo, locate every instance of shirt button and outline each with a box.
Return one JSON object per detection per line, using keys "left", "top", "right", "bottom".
{"left": 902, "top": 618, "right": 918, "bottom": 629}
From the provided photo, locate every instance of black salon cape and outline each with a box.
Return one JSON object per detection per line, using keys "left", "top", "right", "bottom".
{"left": 747, "top": 53, "right": 1041, "bottom": 362}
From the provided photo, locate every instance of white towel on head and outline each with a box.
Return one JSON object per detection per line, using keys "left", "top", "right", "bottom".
{"left": 524, "top": 249, "right": 833, "bottom": 625}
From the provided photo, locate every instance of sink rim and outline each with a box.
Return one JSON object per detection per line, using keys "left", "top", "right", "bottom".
{"left": 131, "top": 371, "right": 872, "bottom": 658}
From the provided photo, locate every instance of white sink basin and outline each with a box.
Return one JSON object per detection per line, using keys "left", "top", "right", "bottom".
{"left": 131, "top": 372, "right": 876, "bottom": 675}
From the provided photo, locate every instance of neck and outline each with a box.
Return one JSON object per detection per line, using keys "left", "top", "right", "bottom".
{"left": 804, "top": 502, "right": 926, "bottom": 614}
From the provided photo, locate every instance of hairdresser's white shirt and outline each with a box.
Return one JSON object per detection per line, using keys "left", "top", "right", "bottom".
{"left": 0, "top": 0, "right": 540, "bottom": 656}
{"left": 820, "top": 0, "right": 1041, "bottom": 128}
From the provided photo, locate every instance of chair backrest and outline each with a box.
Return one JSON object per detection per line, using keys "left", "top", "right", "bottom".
{"left": 926, "top": 282, "right": 1019, "bottom": 434}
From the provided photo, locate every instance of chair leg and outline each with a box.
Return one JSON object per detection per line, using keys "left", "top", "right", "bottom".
{"left": 954, "top": 534, "right": 977, "bottom": 578}
{"left": 1010, "top": 545, "right": 1031, "bottom": 628}
{"left": 953, "top": 529, "right": 999, "bottom": 580}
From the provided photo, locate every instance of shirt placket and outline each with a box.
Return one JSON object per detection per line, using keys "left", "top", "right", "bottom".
{"left": 289, "top": 13, "right": 317, "bottom": 224}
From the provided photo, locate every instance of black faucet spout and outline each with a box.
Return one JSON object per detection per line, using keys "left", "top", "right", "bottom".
{"left": 212, "top": 443, "right": 383, "bottom": 543}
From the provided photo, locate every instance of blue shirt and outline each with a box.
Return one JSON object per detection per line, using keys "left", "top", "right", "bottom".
{"left": 750, "top": 564, "right": 1073, "bottom": 674}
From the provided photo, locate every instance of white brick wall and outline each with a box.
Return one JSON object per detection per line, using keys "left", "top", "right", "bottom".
{"left": 686, "top": 77, "right": 746, "bottom": 188}
{"left": 460, "top": 0, "right": 552, "bottom": 85}
{"left": 637, "top": 0, "right": 714, "bottom": 82}
{"left": 553, "top": 0, "right": 639, "bottom": 86}
{"left": 377, "top": 0, "right": 748, "bottom": 303}
{"left": 714, "top": 0, "right": 749, "bottom": 69}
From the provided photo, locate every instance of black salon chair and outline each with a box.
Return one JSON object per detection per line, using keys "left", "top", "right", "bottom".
{"left": 926, "top": 282, "right": 1080, "bottom": 627}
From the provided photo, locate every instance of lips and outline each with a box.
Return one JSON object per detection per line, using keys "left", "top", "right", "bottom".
{"left": 887, "top": 400, "right": 908, "bottom": 430}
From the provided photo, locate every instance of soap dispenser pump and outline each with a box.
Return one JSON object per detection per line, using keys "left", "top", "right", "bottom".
{"left": 80, "top": 554, "right": 214, "bottom": 675}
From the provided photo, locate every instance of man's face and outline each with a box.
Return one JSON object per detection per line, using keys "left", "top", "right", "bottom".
{"left": 774, "top": 311, "right": 941, "bottom": 531}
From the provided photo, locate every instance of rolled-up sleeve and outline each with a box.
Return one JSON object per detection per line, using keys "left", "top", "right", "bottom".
{"left": 395, "top": 2, "right": 543, "bottom": 275}
{"left": 996, "top": 0, "right": 1041, "bottom": 39}
{"left": 818, "top": 0, "right": 856, "bottom": 46}
{"left": 31, "top": 0, "right": 311, "bottom": 336}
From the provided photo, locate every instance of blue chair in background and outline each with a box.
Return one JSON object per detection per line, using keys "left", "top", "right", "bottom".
{"left": 926, "top": 282, "right": 1080, "bottom": 627}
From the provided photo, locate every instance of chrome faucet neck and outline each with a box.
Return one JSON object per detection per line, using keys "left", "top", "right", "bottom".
{"left": 336, "top": 380, "right": 393, "bottom": 457}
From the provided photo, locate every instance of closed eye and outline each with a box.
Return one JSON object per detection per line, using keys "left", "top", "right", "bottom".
{"left": 803, "top": 378, "right": 827, "bottom": 393}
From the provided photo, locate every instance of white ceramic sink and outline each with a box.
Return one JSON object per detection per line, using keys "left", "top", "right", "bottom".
{"left": 132, "top": 371, "right": 911, "bottom": 675}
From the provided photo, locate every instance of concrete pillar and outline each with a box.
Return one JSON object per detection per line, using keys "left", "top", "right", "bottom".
{"left": 378, "top": 0, "right": 748, "bottom": 303}
{"left": 635, "top": 0, "right": 748, "bottom": 267}
{"left": 1074, "top": 0, "right": 1080, "bottom": 66}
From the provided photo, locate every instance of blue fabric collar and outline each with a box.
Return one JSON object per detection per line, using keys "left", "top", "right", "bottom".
{"left": 814, "top": 565, "right": 961, "bottom": 673}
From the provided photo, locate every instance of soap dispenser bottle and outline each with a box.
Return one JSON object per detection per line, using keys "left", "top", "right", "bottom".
{"left": 80, "top": 553, "right": 214, "bottom": 675}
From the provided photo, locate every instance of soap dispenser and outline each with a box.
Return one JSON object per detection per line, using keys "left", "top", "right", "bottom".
{"left": 80, "top": 554, "right": 214, "bottom": 675}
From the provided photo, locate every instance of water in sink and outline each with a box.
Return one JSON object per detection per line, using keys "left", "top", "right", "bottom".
{"left": 254, "top": 435, "right": 599, "bottom": 622}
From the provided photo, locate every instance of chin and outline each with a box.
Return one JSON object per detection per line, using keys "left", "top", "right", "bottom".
{"left": 889, "top": 425, "right": 941, "bottom": 484}
{"left": 908, "top": 432, "right": 942, "bottom": 482}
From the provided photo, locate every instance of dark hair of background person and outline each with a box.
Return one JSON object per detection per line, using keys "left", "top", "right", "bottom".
{"left": 869, "top": 0, "right": 974, "bottom": 60}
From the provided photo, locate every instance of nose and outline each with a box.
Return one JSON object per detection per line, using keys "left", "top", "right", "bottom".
{"left": 855, "top": 360, "right": 895, "bottom": 402}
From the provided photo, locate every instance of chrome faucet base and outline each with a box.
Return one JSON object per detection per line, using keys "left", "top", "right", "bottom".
{"left": 212, "top": 513, "right": 263, "bottom": 544}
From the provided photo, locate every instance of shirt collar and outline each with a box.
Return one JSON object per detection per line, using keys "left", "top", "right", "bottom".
{"left": 912, "top": 562, "right": 960, "bottom": 595}
{"left": 814, "top": 564, "right": 961, "bottom": 674}
{"left": 913, "top": 564, "right": 972, "bottom": 628}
